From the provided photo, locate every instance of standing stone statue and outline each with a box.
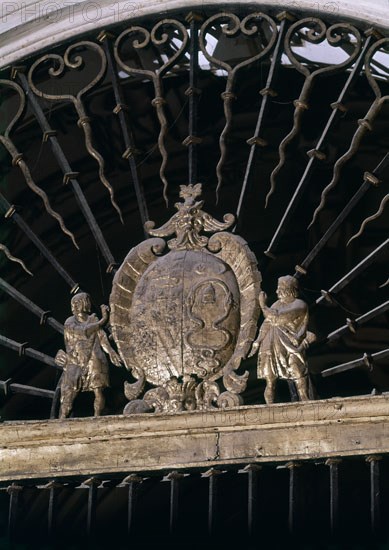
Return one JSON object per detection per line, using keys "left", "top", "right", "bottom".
{"left": 249, "top": 276, "right": 316, "bottom": 404}
{"left": 55, "top": 292, "right": 122, "bottom": 418}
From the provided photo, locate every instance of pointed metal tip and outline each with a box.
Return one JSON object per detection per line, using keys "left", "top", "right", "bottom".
{"left": 307, "top": 218, "right": 315, "bottom": 230}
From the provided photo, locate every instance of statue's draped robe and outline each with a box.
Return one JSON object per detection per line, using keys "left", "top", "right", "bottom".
{"left": 63, "top": 314, "right": 109, "bottom": 391}
{"left": 257, "top": 298, "right": 308, "bottom": 380}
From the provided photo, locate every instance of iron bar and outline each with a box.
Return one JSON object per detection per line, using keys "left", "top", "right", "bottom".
{"left": 265, "top": 33, "right": 374, "bottom": 257}
{"left": 7, "top": 483, "right": 23, "bottom": 543}
{"left": 366, "top": 455, "right": 382, "bottom": 535}
{"left": 0, "top": 333, "right": 59, "bottom": 368}
{"left": 0, "top": 378, "right": 55, "bottom": 399}
{"left": 199, "top": 13, "right": 278, "bottom": 200}
{"left": 316, "top": 238, "right": 389, "bottom": 306}
{"left": 235, "top": 14, "right": 291, "bottom": 227}
{"left": 83, "top": 478, "right": 100, "bottom": 540}
{"left": 50, "top": 375, "right": 62, "bottom": 419}
{"left": 118, "top": 474, "right": 143, "bottom": 538}
{"left": 327, "top": 300, "right": 389, "bottom": 342}
{"left": 0, "top": 79, "right": 78, "bottom": 249}
{"left": 310, "top": 36, "right": 389, "bottom": 226}
{"left": 115, "top": 20, "right": 189, "bottom": 205}
{"left": 294, "top": 153, "right": 389, "bottom": 278}
{"left": 325, "top": 458, "right": 341, "bottom": 536}
{"left": 202, "top": 468, "right": 224, "bottom": 537}
{"left": 27, "top": 45, "right": 124, "bottom": 224}
{"left": 184, "top": 13, "right": 202, "bottom": 186}
{"left": 321, "top": 348, "right": 389, "bottom": 377}
{"left": 163, "top": 471, "right": 186, "bottom": 535}
{"left": 239, "top": 464, "right": 261, "bottom": 538}
{"left": 0, "top": 193, "right": 78, "bottom": 290}
{"left": 286, "top": 462, "right": 300, "bottom": 535}
{"left": 48, "top": 484, "right": 57, "bottom": 538}
{"left": 37, "top": 481, "right": 62, "bottom": 539}
{"left": 16, "top": 71, "right": 117, "bottom": 271}
{"left": 99, "top": 33, "right": 149, "bottom": 232}
{"left": 0, "top": 277, "right": 63, "bottom": 334}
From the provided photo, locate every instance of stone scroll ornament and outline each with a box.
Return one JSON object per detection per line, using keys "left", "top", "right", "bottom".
{"left": 109, "top": 184, "right": 262, "bottom": 413}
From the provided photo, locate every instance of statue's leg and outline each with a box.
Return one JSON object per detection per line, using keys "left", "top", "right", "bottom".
{"left": 59, "top": 389, "right": 76, "bottom": 419}
{"left": 264, "top": 374, "right": 276, "bottom": 404}
{"left": 294, "top": 376, "right": 309, "bottom": 401}
{"left": 288, "top": 356, "right": 309, "bottom": 401}
{"left": 259, "top": 354, "right": 276, "bottom": 404}
{"left": 93, "top": 388, "right": 105, "bottom": 416}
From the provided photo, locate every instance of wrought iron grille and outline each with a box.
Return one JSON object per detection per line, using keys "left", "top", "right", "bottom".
{"left": 1, "top": 456, "right": 389, "bottom": 546}
{"left": 1, "top": 8, "right": 388, "bottom": 419}
{"left": 0, "top": 5, "right": 388, "bottom": 544}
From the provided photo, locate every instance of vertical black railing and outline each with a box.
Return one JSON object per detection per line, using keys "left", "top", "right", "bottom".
{"left": 326, "top": 458, "right": 341, "bottom": 536}
{"left": 184, "top": 13, "right": 202, "bottom": 186}
{"left": 367, "top": 455, "right": 382, "bottom": 535}
{"left": 100, "top": 32, "right": 149, "bottom": 233}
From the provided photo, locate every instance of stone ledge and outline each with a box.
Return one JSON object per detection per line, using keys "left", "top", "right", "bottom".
{"left": 0, "top": 394, "right": 388, "bottom": 482}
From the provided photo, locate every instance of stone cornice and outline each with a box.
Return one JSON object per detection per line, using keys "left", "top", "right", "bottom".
{"left": 0, "top": 394, "right": 388, "bottom": 482}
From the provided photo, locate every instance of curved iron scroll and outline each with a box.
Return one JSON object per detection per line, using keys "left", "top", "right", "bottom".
{"left": 0, "top": 80, "right": 78, "bottom": 249}
{"left": 0, "top": 243, "right": 32, "bottom": 276}
{"left": 266, "top": 18, "right": 362, "bottom": 206}
{"left": 199, "top": 12, "right": 278, "bottom": 200}
{"left": 310, "top": 37, "right": 389, "bottom": 226}
{"left": 115, "top": 20, "right": 189, "bottom": 205}
{"left": 28, "top": 42, "right": 123, "bottom": 223}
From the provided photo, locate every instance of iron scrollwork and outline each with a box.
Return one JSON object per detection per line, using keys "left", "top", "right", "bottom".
{"left": 28, "top": 42, "right": 123, "bottom": 222}
{"left": 266, "top": 18, "right": 362, "bottom": 205}
{"left": 310, "top": 37, "right": 389, "bottom": 226}
{"left": 0, "top": 79, "right": 78, "bottom": 249}
{"left": 0, "top": 243, "right": 32, "bottom": 276}
{"left": 115, "top": 20, "right": 189, "bottom": 205}
{"left": 199, "top": 12, "right": 278, "bottom": 199}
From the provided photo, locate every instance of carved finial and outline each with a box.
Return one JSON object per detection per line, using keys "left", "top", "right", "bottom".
{"left": 144, "top": 184, "right": 235, "bottom": 251}
{"left": 179, "top": 183, "right": 202, "bottom": 203}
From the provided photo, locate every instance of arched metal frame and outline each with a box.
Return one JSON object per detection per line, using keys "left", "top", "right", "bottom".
{"left": 0, "top": 4, "right": 389, "bottom": 544}
{"left": 0, "top": 6, "right": 388, "bottom": 419}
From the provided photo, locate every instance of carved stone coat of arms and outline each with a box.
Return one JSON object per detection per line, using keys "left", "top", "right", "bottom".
{"left": 109, "top": 184, "right": 262, "bottom": 413}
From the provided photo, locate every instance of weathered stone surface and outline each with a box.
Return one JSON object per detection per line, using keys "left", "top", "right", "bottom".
{"left": 0, "top": 394, "right": 388, "bottom": 481}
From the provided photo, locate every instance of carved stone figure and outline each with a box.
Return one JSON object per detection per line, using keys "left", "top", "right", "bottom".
{"left": 55, "top": 292, "right": 122, "bottom": 418}
{"left": 249, "top": 276, "right": 316, "bottom": 404}
{"left": 109, "top": 184, "right": 262, "bottom": 413}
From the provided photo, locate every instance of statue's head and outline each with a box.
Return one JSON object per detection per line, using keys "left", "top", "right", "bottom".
{"left": 276, "top": 275, "right": 299, "bottom": 301}
{"left": 71, "top": 292, "right": 91, "bottom": 315}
